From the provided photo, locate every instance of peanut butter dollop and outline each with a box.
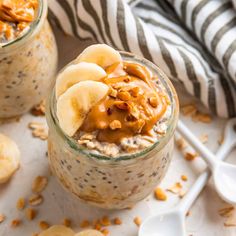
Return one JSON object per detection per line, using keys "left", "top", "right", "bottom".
{"left": 80, "top": 61, "right": 168, "bottom": 143}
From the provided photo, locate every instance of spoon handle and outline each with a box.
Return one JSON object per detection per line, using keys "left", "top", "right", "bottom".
{"left": 177, "top": 121, "right": 218, "bottom": 169}
{"left": 177, "top": 130, "right": 232, "bottom": 214}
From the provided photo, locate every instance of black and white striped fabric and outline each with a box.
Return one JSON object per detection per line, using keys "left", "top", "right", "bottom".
{"left": 48, "top": 0, "right": 236, "bottom": 118}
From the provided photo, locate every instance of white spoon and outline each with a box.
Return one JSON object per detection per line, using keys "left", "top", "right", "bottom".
{"left": 139, "top": 118, "right": 236, "bottom": 236}
{"left": 177, "top": 118, "right": 236, "bottom": 204}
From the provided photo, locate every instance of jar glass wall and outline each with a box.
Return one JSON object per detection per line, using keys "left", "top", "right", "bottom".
{"left": 46, "top": 52, "right": 179, "bottom": 209}
{"left": 0, "top": 0, "right": 58, "bottom": 118}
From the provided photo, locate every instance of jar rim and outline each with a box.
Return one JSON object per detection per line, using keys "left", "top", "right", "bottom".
{"left": 0, "top": 0, "right": 46, "bottom": 49}
{"left": 47, "top": 51, "right": 179, "bottom": 163}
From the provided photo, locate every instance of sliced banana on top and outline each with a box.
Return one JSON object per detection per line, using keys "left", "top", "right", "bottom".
{"left": 39, "top": 225, "right": 75, "bottom": 236}
{"left": 0, "top": 133, "right": 20, "bottom": 184}
{"left": 75, "top": 229, "right": 104, "bottom": 236}
{"left": 76, "top": 44, "right": 122, "bottom": 69}
{"left": 57, "top": 80, "right": 109, "bottom": 137}
{"left": 55, "top": 62, "right": 107, "bottom": 99}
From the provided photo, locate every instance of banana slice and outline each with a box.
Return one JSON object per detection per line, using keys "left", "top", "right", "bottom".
{"left": 39, "top": 225, "right": 74, "bottom": 236}
{"left": 0, "top": 134, "right": 20, "bottom": 184}
{"left": 57, "top": 80, "right": 109, "bottom": 137}
{"left": 76, "top": 44, "right": 122, "bottom": 69}
{"left": 56, "top": 62, "right": 107, "bottom": 99}
{"left": 75, "top": 230, "right": 104, "bottom": 236}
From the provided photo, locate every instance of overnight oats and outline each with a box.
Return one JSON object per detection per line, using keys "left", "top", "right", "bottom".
{"left": 46, "top": 44, "right": 179, "bottom": 209}
{"left": 0, "top": 0, "right": 58, "bottom": 118}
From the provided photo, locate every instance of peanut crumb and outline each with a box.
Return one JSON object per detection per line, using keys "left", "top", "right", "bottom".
{"left": 148, "top": 96, "right": 158, "bottom": 108}
{"left": 28, "top": 122, "right": 48, "bottom": 140}
{"left": 175, "top": 138, "right": 187, "bottom": 150}
{"left": 117, "top": 91, "right": 131, "bottom": 101}
{"left": 39, "top": 221, "right": 50, "bottom": 230}
{"left": 29, "top": 194, "right": 43, "bottom": 206}
{"left": 199, "top": 134, "right": 208, "bottom": 144}
{"left": 181, "top": 175, "right": 188, "bottom": 181}
{"left": 0, "top": 214, "right": 5, "bottom": 223}
{"left": 113, "top": 217, "right": 122, "bottom": 225}
{"left": 192, "top": 113, "right": 212, "bottom": 123}
{"left": 31, "top": 100, "right": 45, "bottom": 116}
{"left": 25, "top": 208, "right": 37, "bottom": 221}
{"left": 109, "top": 120, "right": 122, "bottom": 130}
{"left": 63, "top": 218, "right": 71, "bottom": 227}
{"left": 154, "top": 187, "right": 167, "bottom": 201}
{"left": 100, "top": 228, "right": 110, "bottom": 235}
{"left": 80, "top": 220, "right": 90, "bottom": 228}
{"left": 16, "top": 198, "right": 25, "bottom": 210}
{"left": 184, "top": 152, "right": 198, "bottom": 161}
{"left": 93, "top": 220, "right": 102, "bottom": 230}
{"left": 133, "top": 216, "right": 142, "bottom": 227}
{"left": 101, "top": 216, "right": 111, "bottom": 226}
{"left": 186, "top": 211, "right": 190, "bottom": 217}
{"left": 32, "top": 176, "right": 48, "bottom": 193}
{"left": 11, "top": 219, "right": 21, "bottom": 228}
{"left": 181, "top": 104, "right": 197, "bottom": 116}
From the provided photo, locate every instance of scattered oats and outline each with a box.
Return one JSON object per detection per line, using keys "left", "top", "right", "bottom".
{"left": 32, "top": 176, "right": 48, "bottom": 193}
{"left": 113, "top": 217, "right": 122, "bottom": 225}
{"left": 199, "top": 134, "right": 208, "bottom": 144}
{"left": 100, "top": 216, "right": 111, "bottom": 226}
{"left": 29, "top": 194, "right": 43, "bottom": 206}
{"left": 31, "top": 100, "right": 46, "bottom": 116}
{"left": 154, "top": 187, "right": 167, "bottom": 201}
{"left": 39, "top": 221, "right": 50, "bottom": 230}
{"left": 224, "top": 213, "right": 236, "bottom": 227}
{"left": 184, "top": 152, "right": 198, "bottom": 161}
{"left": 63, "top": 218, "right": 71, "bottom": 227}
{"left": 11, "top": 219, "right": 21, "bottom": 228}
{"left": 109, "top": 120, "right": 122, "bottom": 130}
{"left": 181, "top": 175, "right": 188, "bottom": 181}
{"left": 80, "top": 220, "right": 90, "bottom": 228}
{"left": 175, "top": 138, "right": 187, "bottom": 151}
{"left": 192, "top": 113, "right": 212, "bottom": 123}
{"left": 218, "top": 206, "right": 234, "bottom": 218}
{"left": 133, "top": 216, "right": 142, "bottom": 227}
{"left": 80, "top": 133, "right": 94, "bottom": 141}
{"left": 0, "top": 214, "right": 5, "bottom": 223}
{"left": 28, "top": 122, "right": 48, "bottom": 140}
{"left": 181, "top": 104, "right": 197, "bottom": 116}
{"left": 16, "top": 198, "right": 25, "bottom": 210}
{"left": 100, "top": 228, "right": 110, "bottom": 236}
{"left": 26, "top": 208, "right": 37, "bottom": 221}
{"left": 167, "top": 182, "right": 183, "bottom": 194}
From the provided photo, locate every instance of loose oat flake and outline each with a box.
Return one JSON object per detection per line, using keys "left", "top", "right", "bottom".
{"left": 29, "top": 194, "right": 43, "bottom": 206}
{"left": 32, "top": 176, "right": 48, "bottom": 193}
{"left": 28, "top": 122, "right": 48, "bottom": 141}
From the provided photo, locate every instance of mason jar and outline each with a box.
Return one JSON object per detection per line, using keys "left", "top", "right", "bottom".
{"left": 0, "top": 0, "right": 58, "bottom": 118}
{"left": 46, "top": 52, "right": 179, "bottom": 209}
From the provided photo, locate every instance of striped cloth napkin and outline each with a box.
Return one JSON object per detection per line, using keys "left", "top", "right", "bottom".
{"left": 48, "top": 0, "right": 236, "bottom": 118}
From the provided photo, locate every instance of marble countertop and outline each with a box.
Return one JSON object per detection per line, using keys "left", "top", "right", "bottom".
{"left": 0, "top": 28, "right": 235, "bottom": 236}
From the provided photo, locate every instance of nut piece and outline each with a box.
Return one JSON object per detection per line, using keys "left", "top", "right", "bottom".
{"left": 184, "top": 152, "right": 198, "bottom": 161}
{"left": 26, "top": 208, "right": 37, "bottom": 221}
{"left": 100, "top": 228, "right": 109, "bottom": 235}
{"left": 113, "top": 217, "right": 122, "bottom": 225}
{"left": 11, "top": 219, "right": 21, "bottom": 228}
{"left": 109, "top": 120, "right": 122, "bottom": 130}
{"left": 109, "top": 87, "right": 117, "bottom": 98}
{"left": 148, "top": 96, "right": 158, "bottom": 108}
{"left": 80, "top": 220, "right": 90, "bottom": 228}
{"left": 16, "top": 198, "right": 25, "bottom": 210}
{"left": 167, "top": 182, "right": 182, "bottom": 194}
{"left": 0, "top": 214, "right": 5, "bottom": 223}
{"left": 39, "top": 221, "right": 50, "bottom": 230}
{"left": 32, "top": 176, "right": 48, "bottom": 193}
{"left": 117, "top": 91, "right": 131, "bottom": 101}
{"left": 181, "top": 104, "right": 197, "bottom": 116}
{"left": 29, "top": 194, "right": 44, "bottom": 206}
{"left": 100, "top": 216, "right": 111, "bottom": 226}
{"left": 63, "top": 218, "right": 71, "bottom": 227}
{"left": 154, "top": 187, "right": 167, "bottom": 201}
{"left": 181, "top": 175, "right": 188, "bottom": 181}
{"left": 133, "top": 216, "right": 142, "bottom": 227}
{"left": 129, "top": 87, "right": 140, "bottom": 97}
{"left": 175, "top": 138, "right": 187, "bottom": 150}
{"left": 114, "top": 101, "right": 131, "bottom": 111}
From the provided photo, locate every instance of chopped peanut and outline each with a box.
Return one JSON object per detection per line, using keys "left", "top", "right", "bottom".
{"left": 176, "top": 138, "right": 187, "bottom": 151}
{"left": 101, "top": 216, "right": 111, "bottom": 226}
{"left": 29, "top": 194, "right": 43, "bottom": 206}
{"left": 0, "top": 214, "right": 5, "bottom": 223}
{"left": 117, "top": 91, "right": 131, "bottom": 101}
{"left": 25, "top": 208, "right": 37, "bottom": 220}
{"left": 181, "top": 175, "right": 188, "bottom": 181}
{"left": 129, "top": 87, "right": 139, "bottom": 97}
{"left": 148, "top": 96, "right": 158, "bottom": 108}
{"left": 192, "top": 113, "right": 212, "bottom": 123}
{"left": 11, "top": 219, "right": 21, "bottom": 228}
{"left": 154, "top": 187, "right": 167, "bottom": 201}
{"left": 101, "top": 228, "right": 110, "bottom": 235}
{"left": 39, "top": 221, "right": 50, "bottom": 230}
{"left": 93, "top": 220, "right": 102, "bottom": 230}
{"left": 31, "top": 100, "right": 45, "bottom": 116}
{"left": 32, "top": 176, "right": 48, "bottom": 193}
{"left": 113, "top": 217, "right": 122, "bottom": 225}
{"left": 133, "top": 216, "right": 142, "bottom": 227}
{"left": 63, "top": 218, "right": 71, "bottom": 227}
{"left": 80, "top": 220, "right": 90, "bottom": 228}
{"left": 109, "top": 120, "right": 122, "bottom": 130}
{"left": 114, "top": 101, "right": 131, "bottom": 111}
{"left": 184, "top": 152, "right": 198, "bottom": 161}
{"left": 181, "top": 104, "right": 197, "bottom": 116}
{"left": 16, "top": 198, "right": 25, "bottom": 210}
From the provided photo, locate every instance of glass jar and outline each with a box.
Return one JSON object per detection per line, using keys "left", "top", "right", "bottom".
{"left": 0, "top": 0, "right": 58, "bottom": 118}
{"left": 46, "top": 52, "right": 179, "bottom": 209}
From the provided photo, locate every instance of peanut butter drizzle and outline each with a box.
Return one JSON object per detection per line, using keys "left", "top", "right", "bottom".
{"left": 0, "top": 0, "right": 38, "bottom": 43}
{"left": 80, "top": 61, "right": 168, "bottom": 144}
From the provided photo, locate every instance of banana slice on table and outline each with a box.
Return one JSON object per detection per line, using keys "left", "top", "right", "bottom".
{"left": 75, "top": 230, "right": 104, "bottom": 236}
{"left": 57, "top": 80, "right": 109, "bottom": 137}
{"left": 56, "top": 62, "right": 107, "bottom": 99}
{"left": 39, "top": 225, "right": 75, "bottom": 236}
{"left": 76, "top": 44, "right": 122, "bottom": 69}
{"left": 0, "top": 133, "right": 20, "bottom": 184}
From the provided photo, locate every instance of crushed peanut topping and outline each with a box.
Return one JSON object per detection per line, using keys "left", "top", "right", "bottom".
{"left": 39, "top": 220, "right": 50, "bottom": 230}
{"left": 31, "top": 100, "right": 46, "bottom": 116}
{"left": 100, "top": 228, "right": 109, "bottom": 236}
{"left": 184, "top": 152, "right": 198, "bottom": 161}
{"left": 16, "top": 197, "right": 25, "bottom": 210}
{"left": 26, "top": 208, "right": 37, "bottom": 220}
{"left": 113, "top": 217, "right": 122, "bottom": 225}
{"left": 11, "top": 219, "right": 21, "bottom": 228}
{"left": 63, "top": 218, "right": 71, "bottom": 227}
{"left": 175, "top": 138, "right": 187, "bottom": 150}
{"left": 32, "top": 176, "right": 48, "bottom": 193}
{"left": 80, "top": 220, "right": 90, "bottom": 228}
{"left": 0, "top": 214, "right": 5, "bottom": 223}
{"left": 93, "top": 220, "right": 102, "bottom": 230}
{"left": 154, "top": 187, "right": 167, "bottom": 201}
{"left": 109, "top": 120, "right": 122, "bottom": 130}
{"left": 133, "top": 216, "right": 142, "bottom": 227}
{"left": 100, "top": 216, "right": 111, "bottom": 227}
{"left": 181, "top": 175, "right": 188, "bottom": 181}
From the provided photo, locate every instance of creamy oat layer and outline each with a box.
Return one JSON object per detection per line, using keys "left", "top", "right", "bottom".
{"left": 56, "top": 44, "right": 171, "bottom": 157}
{"left": 0, "top": 0, "right": 39, "bottom": 44}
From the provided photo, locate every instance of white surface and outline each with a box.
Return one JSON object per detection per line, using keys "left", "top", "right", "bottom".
{"left": 0, "top": 28, "right": 236, "bottom": 236}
